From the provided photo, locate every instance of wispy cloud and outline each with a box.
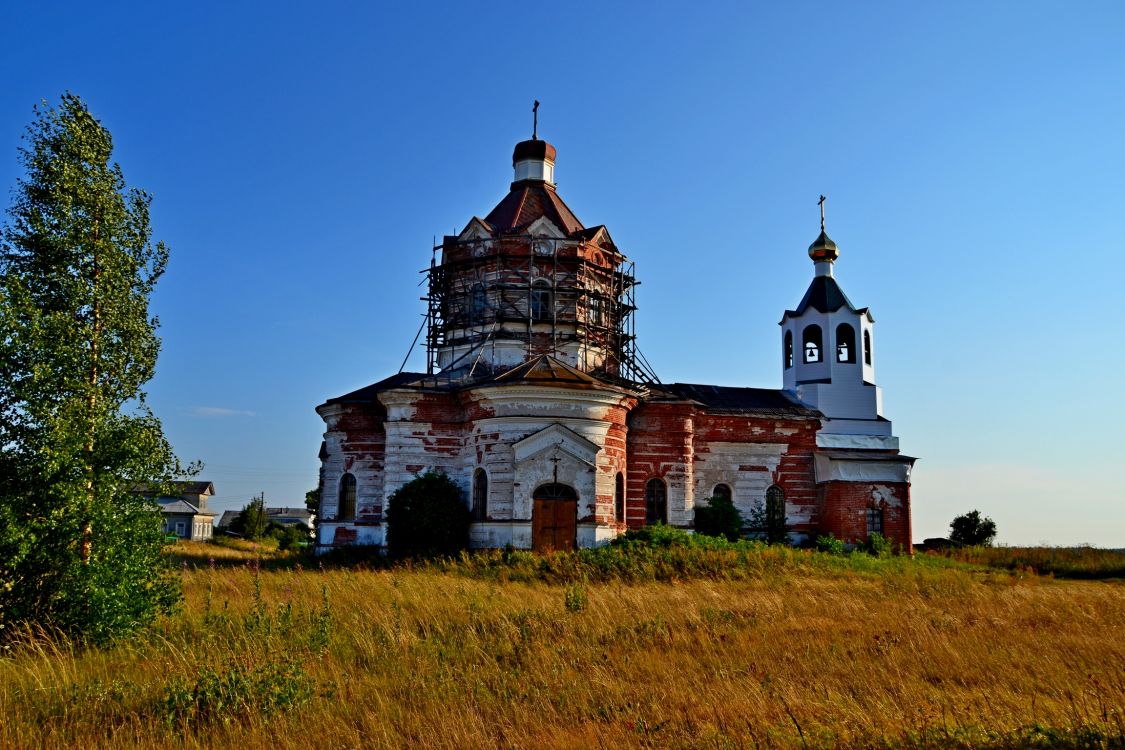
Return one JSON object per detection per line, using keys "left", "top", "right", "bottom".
{"left": 186, "top": 406, "right": 256, "bottom": 418}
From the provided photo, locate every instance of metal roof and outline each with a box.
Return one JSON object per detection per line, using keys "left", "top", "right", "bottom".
{"left": 157, "top": 497, "right": 214, "bottom": 516}
{"left": 490, "top": 354, "right": 604, "bottom": 386}
{"left": 483, "top": 180, "right": 585, "bottom": 235}
{"left": 323, "top": 371, "right": 427, "bottom": 404}
{"left": 655, "top": 383, "right": 821, "bottom": 417}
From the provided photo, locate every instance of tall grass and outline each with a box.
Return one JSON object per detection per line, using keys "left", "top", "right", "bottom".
{"left": 940, "top": 545, "right": 1125, "bottom": 580}
{"left": 1, "top": 540, "right": 1122, "bottom": 749}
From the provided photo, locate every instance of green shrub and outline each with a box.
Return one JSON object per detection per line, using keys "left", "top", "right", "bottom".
{"left": 745, "top": 497, "right": 790, "bottom": 545}
{"left": 864, "top": 532, "right": 893, "bottom": 557}
{"left": 384, "top": 472, "right": 469, "bottom": 559}
{"left": 563, "top": 581, "right": 588, "bottom": 613}
{"left": 693, "top": 495, "right": 744, "bottom": 542}
{"left": 612, "top": 523, "right": 693, "bottom": 548}
{"left": 275, "top": 525, "right": 308, "bottom": 552}
{"left": 816, "top": 533, "right": 846, "bottom": 555}
{"left": 163, "top": 657, "right": 314, "bottom": 725}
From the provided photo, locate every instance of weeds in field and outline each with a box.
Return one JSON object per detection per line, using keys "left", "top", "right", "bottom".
{"left": 163, "top": 657, "right": 315, "bottom": 726}
{"left": 563, "top": 580, "right": 588, "bottom": 613}
{"left": 940, "top": 545, "right": 1125, "bottom": 580}
{"left": 1, "top": 537, "right": 1122, "bottom": 749}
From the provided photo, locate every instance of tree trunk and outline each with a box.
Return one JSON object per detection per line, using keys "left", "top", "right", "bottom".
{"left": 82, "top": 221, "right": 101, "bottom": 565}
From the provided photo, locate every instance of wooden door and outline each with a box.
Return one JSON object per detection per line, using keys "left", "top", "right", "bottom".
{"left": 532, "top": 484, "right": 578, "bottom": 552}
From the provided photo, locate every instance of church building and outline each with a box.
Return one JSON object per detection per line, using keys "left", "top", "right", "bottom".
{"left": 314, "top": 127, "right": 915, "bottom": 553}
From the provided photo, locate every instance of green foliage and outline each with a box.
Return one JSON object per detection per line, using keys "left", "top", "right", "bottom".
{"left": 163, "top": 657, "right": 315, "bottom": 726}
{"left": 744, "top": 498, "right": 790, "bottom": 545}
{"left": 274, "top": 524, "right": 309, "bottom": 552}
{"left": 0, "top": 93, "right": 186, "bottom": 645}
{"left": 863, "top": 531, "right": 894, "bottom": 557}
{"left": 304, "top": 486, "right": 319, "bottom": 514}
{"left": 949, "top": 510, "right": 998, "bottom": 547}
{"left": 612, "top": 523, "right": 694, "bottom": 548}
{"left": 942, "top": 545, "right": 1125, "bottom": 580}
{"left": 384, "top": 471, "right": 469, "bottom": 559}
{"left": 693, "top": 495, "right": 744, "bottom": 542}
{"left": 816, "top": 533, "right": 846, "bottom": 555}
{"left": 563, "top": 581, "right": 588, "bottom": 613}
{"left": 436, "top": 530, "right": 964, "bottom": 585}
{"left": 231, "top": 494, "right": 268, "bottom": 540}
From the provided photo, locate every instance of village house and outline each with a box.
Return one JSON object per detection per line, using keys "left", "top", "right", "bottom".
{"left": 217, "top": 506, "right": 315, "bottom": 532}
{"left": 314, "top": 127, "right": 914, "bottom": 553}
{"left": 145, "top": 481, "right": 217, "bottom": 541}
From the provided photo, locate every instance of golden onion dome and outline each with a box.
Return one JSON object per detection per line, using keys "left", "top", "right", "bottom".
{"left": 808, "top": 230, "right": 839, "bottom": 263}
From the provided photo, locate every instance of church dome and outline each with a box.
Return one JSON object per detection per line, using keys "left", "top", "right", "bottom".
{"left": 510, "top": 137, "right": 557, "bottom": 186}
{"left": 512, "top": 138, "right": 556, "bottom": 166}
{"left": 808, "top": 230, "right": 839, "bottom": 263}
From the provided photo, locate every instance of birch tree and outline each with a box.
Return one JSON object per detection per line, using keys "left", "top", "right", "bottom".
{"left": 0, "top": 93, "right": 186, "bottom": 644}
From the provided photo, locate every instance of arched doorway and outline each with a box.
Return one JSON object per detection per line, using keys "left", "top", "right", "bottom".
{"left": 532, "top": 483, "right": 578, "bottom": 552}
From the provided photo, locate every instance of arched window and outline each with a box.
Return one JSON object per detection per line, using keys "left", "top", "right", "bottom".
{"left": 338, "top": 473, "right": 356, "bottom": 521}
{"left": 615, "top": 472, "right": 625, "bottom": 522}
{"left": 803, "top": 325, "right": 822, "bottom": 363}
{"left": 645, "top": 478, "right": 667, "bottom": 525}
{"left": 863, "top": 329, "right": 872, "bottom": 366}
{"left": 836, "top": 323, "right": 856, "bottom": 363}
{"left": 765, "top": 485, "right": 786, "bottom": 543}
{"left": 531, "top": 281, "right": 552, "bottom": 322}
{"left": 712, "top": 483, "right": 732, "bottom": 503}
{"left": 472, "top": 468, "right": 488, "bottom": 521}
{"left": 470, "top": 283, "right": 487, "bottom": 324}
{"left": 784, "top": 330, "right": 794, "bottom": 369}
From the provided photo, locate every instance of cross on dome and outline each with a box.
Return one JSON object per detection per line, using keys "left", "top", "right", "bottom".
{"left": 808, "top": 193, "right": 839, "bottom": 270}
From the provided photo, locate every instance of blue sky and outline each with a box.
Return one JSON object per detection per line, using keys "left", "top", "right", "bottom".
{"left": 2, "top": 1, "right": 1122, "bottom": 545}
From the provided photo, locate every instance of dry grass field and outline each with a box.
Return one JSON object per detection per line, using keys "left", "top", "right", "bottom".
{"left": 941, "top": 546, "right": 1125, "bottom": 581}
{"left": 1, "top": 541, "right": 1123, "bottom": 749}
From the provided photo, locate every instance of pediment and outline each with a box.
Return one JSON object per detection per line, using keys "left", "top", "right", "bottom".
{"left": 526, "top": 215, "right": 565, "bottom": 239}
{"left": 586, "top": 225, "right": 615, "bottom": 248}
{"left": 459, "top": 217, "right": 493, "bottom": 240}
{"left": 513, "top": 423, "right": 599, "bottom": 466}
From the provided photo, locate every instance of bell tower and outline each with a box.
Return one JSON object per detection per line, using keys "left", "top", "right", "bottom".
{"left": 779, "top": 198, "right": 895, "bottom": 447}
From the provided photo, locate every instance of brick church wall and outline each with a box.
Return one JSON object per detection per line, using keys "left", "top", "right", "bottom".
{"left": 819, "top": 481, "right": 912, "bottom": 552}
{"left": 327, "top": 404, "right": 387, "bottom": 523}
{"left": 626, "top": 402, "right": 823, "bottom": 537}
{"left": 625, "top": 403, "right": 695, "bottom": 527}
{"left": 692, "top": 412, "right": 820, "bottom": 539}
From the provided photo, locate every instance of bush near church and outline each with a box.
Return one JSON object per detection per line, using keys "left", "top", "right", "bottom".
{"left": 384, "top": 472, "right": 469, "bottom": 559}
{"left": 693, "top": 495, "right": 744, "bottom": 542}
{"left": 744, "top": 497, "right": 790, "bottom": 545}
